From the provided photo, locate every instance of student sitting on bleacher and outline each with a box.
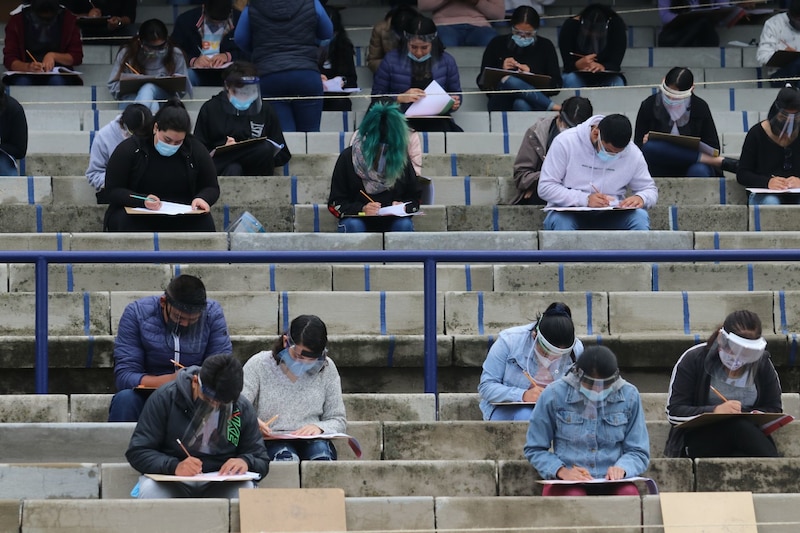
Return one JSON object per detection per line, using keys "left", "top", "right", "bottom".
{"left": 109, "top": 19, "right": 192, "bottom": 114}
{"left": 477, "top": 6, "right": 561, "bottom": 113}
{"left": 366, "top": 4, "right": 419, "bottom": 74}
{"left": 194, "top": 61, "right": 291, "bottom": 176}
{"left": 328, "top": 99, "right": 421, "bottom": 233}
{"left": 2, "top": 0, "right": 84, "bottom": 86}
{"left": 665, "top": 310, "right": 782, "bottom": 458}
{"left": 372, "top": 14, "right": 464, "bottom": 133}
{"left": 86, "top": 104, "right": 153, "bottom": 203}
{"left": 171, "top": 0, "right": 246, "bottom": 87}
{"left": 0, "top": 83, "right": 28, "bottom": 176}
{"left": 478, "top": 302, "right": 585, "bottom": 421}
{"left": 558, "top": 4, "right": 626, "bottom": 89}
{"left": 524, "top": 345, "right": 650, "bottom": 496}
{"left": 511, "top": 96, "right": 593, "bottom": 205}
{"left": 242, "top": 315, "right": 346, "bottom": 462}
{"left": 103, "top": 98, "right": 220, "bottom": 232}
{"left": 127, "top": 354, "right": 269, "bottom": 498}
{"left": 538, "top": 114, "right": 658, "bottom": 230}
{"left": 418, "top": 0, "right": 504, "bottom": 48}
{"left": 61, "top": 0, "right": 137, "bottom": 43}
{"left": 757, "top": 0, "right": 800, "bottom": 89}
{"left": 737, "top": 85, "right": 800, "bottom": 205}
{"left": 634, "top": 67, "right": 738, "bottom": 178}
{"left": 319, "top": 5, "right": 358, "bottom": 112}
{"left": 657, "top": 0, "right": 726, "bottom": 48}
{"left": 108, "top": 274, "right": 233, "bottom": 422}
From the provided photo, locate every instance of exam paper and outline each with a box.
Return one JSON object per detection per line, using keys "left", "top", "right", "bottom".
{"left": 405, "top": 80, "right": 454, "bottom": 117}
{"left": 129, "top": 200, "right": 197, "bottom": 215}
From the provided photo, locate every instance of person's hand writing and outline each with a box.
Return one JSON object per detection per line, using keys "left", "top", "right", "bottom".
{"left": 88, "top": 7, "right": 102, "bottom": 17}
{"left": 575, "top": 54, "right": 597, "bottom": 70}
{"left": 175, "top": 456, "right": 203, "bottom": 476}
{"left": 27, "top": 60, "right": 44, "bottom": 72}
{"left": 786, "top": 176, "right": 800, "bottom": 188}
{"left": 556, "top": 465, "right": 593, "bottom": 481}
{"left": 41, "top": 53, "right": 56, "bottom": 72}
{"left": 293, "top": 424, "right": 323, "bottom": 436}
{"left": 191, "top": 198, "right": 210, "bottom": 212}
{"left": 588, "top": 192, "right": 615, "bottom": 207}
{"left": 398, "top": 88, "right": 425, "bottom": 104}
{"left": 257, "top": 418, "right": 273, "bottom": 438}
{"left": 618, "top": 195, "right": 644, "bottom": 209}
{"left": 144, "top": 194, "right": 162, "bottom": 211}
{"left": 363, "top": 201, "right": 381, "bottom": 215}
{"left": 502, "top": 57, "right": 520, "bottom": 71}
{"left": 768, "top": 176, "right": 791, "bottom": 190}
{"left": 451, "top": 94, "right": 461, "bottom": 111}
{"left": 219, "top": 457, "right": 248, "bottom": 475}
{"left": 516, "top": 63, "right": 531, "bottom": 73}
{"left": 522, "top": 384, "right": 542, "bottom": 402}
{"left": 605, "top": 466, "right": 626, "bottom": 480}
{"left": 642, "top": 133, "right": 649, "bottom": 144}
{"left": 713, "top": 399, "right": 742, "bottom": 414}
{"left": 225, "top": 136, "right": 236, "bottom": 146}
{"left": 193, "top": 55, "right": 213, "bottom": 68}
{"left": 107, "top": 16, "right": 123, "bottom": 29}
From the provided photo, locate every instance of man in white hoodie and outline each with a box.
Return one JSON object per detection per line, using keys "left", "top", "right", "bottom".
{"left": 537, "top": 113, "right": 658, "bottom": 230}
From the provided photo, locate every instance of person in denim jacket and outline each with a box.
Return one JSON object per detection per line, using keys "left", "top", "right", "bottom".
{"left": 478, "top": 302, "right": 584, "bottom": 421}
{"left": 524, "top": 345, "right": 650, "bottom": 496}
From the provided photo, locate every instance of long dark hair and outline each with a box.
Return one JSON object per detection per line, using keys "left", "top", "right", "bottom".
{"left": 705, "top": 310, "right": 762, "bottom": 347}
{"left": 321, "top": 7, "right": 356, "bottom": 80}
{"left": 152, "top": 97, "right": 191, "bottom": 135}
{"left": 116, "top": 19, "right": 179, "bottom": 78}
{"left": 536, "top": 302, "right": 576, "bottom": 350}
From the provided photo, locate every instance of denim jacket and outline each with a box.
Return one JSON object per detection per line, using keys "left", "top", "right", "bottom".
{"left": 478, "top": 323, "right": 584, "bottom": 420}
{"left": 523, "top": 374, "right": 650, "bottom": 480}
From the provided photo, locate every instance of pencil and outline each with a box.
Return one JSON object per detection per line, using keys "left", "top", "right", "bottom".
{"left": 264, "top": 414, "right": 279, "bottom": 428}
{"left": 170, "top": 359, "right": 185, "bottom": 369}
{"left": 25, "top": 50, "right": 37, "bottom": 63}
{"left": 590, "top": 182, "right": 601, "bottom": 194}
{"left": 176, "top": 438, "right": 192, "bottom": 458}
{"left": 709, "top": 385, "right": 728, "bottom": 403}
{"left": 570, "top": 52, "right": 586, "bottom": 58}
{"left": 130, "top": 194, "right": 157, "bottom": 202}
{"left": 522, "top": 370, "right": 539, "bottom": 388}
{"left": 360, "top": 190, "right": 376, "bottom": 204}
{"left": 124, "top": 62, "right": 141, "bottom": 75}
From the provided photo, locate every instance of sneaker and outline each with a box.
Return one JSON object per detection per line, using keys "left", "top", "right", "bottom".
{"left": 721, "top": 157, "right": 739, "bottom": 174}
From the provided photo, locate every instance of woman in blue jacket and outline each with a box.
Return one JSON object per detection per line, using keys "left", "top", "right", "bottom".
{"left": 371, "top": 14, "right": 462, "bottom": 133}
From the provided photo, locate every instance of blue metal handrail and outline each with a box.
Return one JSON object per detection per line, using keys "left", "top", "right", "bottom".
{"left": 11, "top": 248, "right": 800, "bottom": 394}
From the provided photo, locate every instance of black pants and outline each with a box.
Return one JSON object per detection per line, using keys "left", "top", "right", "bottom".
{"left": 684, "top": 417, "right": 779, "bottom": 458}
{"left": 213, "top": 143, "right": 277, "bottom": 176}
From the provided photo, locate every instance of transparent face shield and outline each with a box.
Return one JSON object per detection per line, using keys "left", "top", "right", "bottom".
{"left": 162, "top": 294, "right": 207, "bottom": 358}
{"left": 769, "top": 107, "right": 800, "bottom": 144}
{"left": 181, "top": 376, "right": 235, "bottom": 455}
{"left": 534, "top": 326, "right": 575, "bottom": 365}
{"left": 706, "top": 328, "right": 766, "bottom": 388}
{"left": 565, "top": 366, "right": 624, "bottom": 405}
{"left": 225, "top": 76, "right": 262, "bottom": 115}
{"left": 278, "top": 333, "right": 327, "bottom": 377}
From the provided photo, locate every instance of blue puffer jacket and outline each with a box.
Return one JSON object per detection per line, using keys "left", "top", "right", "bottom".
{"left": 371, "top": 49, "right": 463, "bottom": 111}
{"left": 113, "top": 295, "right": 233, "bottom": 390}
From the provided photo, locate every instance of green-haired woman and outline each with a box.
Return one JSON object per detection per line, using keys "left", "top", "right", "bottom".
{"left": 327, "top": 100, "right": 421, "bottom": 233}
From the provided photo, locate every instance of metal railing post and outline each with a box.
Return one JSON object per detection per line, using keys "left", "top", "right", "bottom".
{"left": 34, "top": 256, "right": 49, "bottom": 394}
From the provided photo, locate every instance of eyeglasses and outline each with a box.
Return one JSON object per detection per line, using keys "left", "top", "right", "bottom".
{"left": 511, "top": 28, "right": 536, "bottom": 38}
{"left": 785, "top": 148, "right": 793, "bottom": 171}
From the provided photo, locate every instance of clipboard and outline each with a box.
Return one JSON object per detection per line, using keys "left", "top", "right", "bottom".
{"left": 675, "top": 411, "right": 791, "bottom": 432}
{"left": 118, "top": 73, "right": 187, "bottom": 95}
{"left": 479, "top": 66, "right": 552, "bottom": 90}
{"left": 264, "top": 432, "right": 363, "bottom": 458}
{"left": 766, "top": 49, "right": 800, "bottom": 68}
{"left": 213, "top": 137, "right": 284, "bottom": 157}
{"left": 125, "top": 201, "right": 206, "bottom": 216}
{"left": 647, "top": 131, "right": 719, "bottom": 157}
{"left": 662, "top": 6, "right": 746, "bottom": 29}
{"left": 2, "top": 67, "right": 83, "bottom": 86}
{"left": 145, "top": 471, "right": 261, "bottom": 482}
{"left": 76, "top": 15, "right": 110, "bottom": 28}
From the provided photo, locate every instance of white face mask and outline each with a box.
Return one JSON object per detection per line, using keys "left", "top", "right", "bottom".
{"left": 719, "top": 348, "right": 745, "bottom": 371}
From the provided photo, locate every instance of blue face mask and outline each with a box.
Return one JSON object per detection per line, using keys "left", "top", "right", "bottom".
{"left": 408, "top": 52, "right": 431, "bottom": 63}
{"left": 596, "top": 135, "right": 620, "bottom": 163}
{"left": 319, "top": 38, "right": 331, "bottom": 48}
{"left": 579, "top": 386, "right": 613, "bottom": 403}
{"left": 155, "top": 139, "right": 181, "bottom": 157}
{"left": 279, "top": 348, "right": 322, "bottom": 377}
{"left": 512, "top": 35, "right": 535, "bottom": 48}
{"left": 229, "top": 95, "right": 256, "bottom": 111}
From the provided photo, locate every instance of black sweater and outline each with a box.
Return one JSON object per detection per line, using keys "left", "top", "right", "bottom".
{"left": 737, "top": 123, "right": 800, "bottom": 188}
{"left": 558, "top": 15, "right": 627, "bottom": 73}
{"left": 477, "top": 34, "right": 562, "bottom": 93}
{"left": 634, "top": 93, "right": 720, "bottom": 150}
{"left": 0, "top": 94, "right": 27, "bottom": 160}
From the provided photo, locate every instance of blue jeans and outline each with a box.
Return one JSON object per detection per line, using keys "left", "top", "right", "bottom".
{"left": 119, "top": 82, "right": 172, "bottom": 114}
{"left": 487, "top": 75, "right": 554, "bottom": 112}
{"left": 108, "top": 388, "right": 149, "bottom": 422}
{"left": 260, "top": 69, "right": 323, "bottom": 132}
{"left": 561, "top": 71, "right": 625, "bottom": 88}
{"left": 488, "top": 404, "right": 534, "bottom": 421}
{"left": 749, "top": 192, "right": 800, "bottom": 205}
{"left": 771, "top": 58, "right": 800, "bottom": 88}
{"left": 437, "top": 23, "right": 497, "bottom": 47}
{"left": 337, "top": 216, "right": 414, "bottom": 233}
{"left": 543, "top": 209, "right": 650, "bottom": 230}
{"left": 265, "top": 439, "right": 337, "bottom": 461}
{"left": 0, "top": 153, "right": 19, "bottom": 176}
{"left": 640, "top": 139, "right": 715, "bottom": 177}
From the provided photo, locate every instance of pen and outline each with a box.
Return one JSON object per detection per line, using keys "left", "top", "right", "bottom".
{"left": 360, "top": 190, "right": 377, "bottom": 204}
{"left": 124, "top": 62, "right": 141, "bottom": 75}
{"left": 130, "top": 194, "right": 157, "bottom": 203}
{"left": 709, "top": 385, "right": 728, "bottom": 403}
{"left": 25, "top": 50, "right": 37, "bottom": 63}
{"left": 176, "top": 438, "right": 192, "bottom": 458}
{"left": 170, "top": 359, "right": 185, "bottom": 369}
{"left": 590, "top": 182, "right": 601, "bottom": 194}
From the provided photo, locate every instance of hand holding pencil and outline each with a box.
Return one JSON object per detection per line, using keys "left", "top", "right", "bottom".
{"left": 174, "top": 438, "right": 203, "bottom": 476}
{"left": 257, "top": 414, "right": 279, "bottom": 438}
{"left": 360, "top": 190, "right": 381, "bottom": 216}
{"left": 710, "top": 385, "right": 742, "bottom": 414}
{"left": 521, "top": 370, "right": 543, "bottom": 403}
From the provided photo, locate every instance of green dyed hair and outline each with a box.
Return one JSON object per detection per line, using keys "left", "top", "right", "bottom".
{"left": 358, "top": 101, "right": 409, "bottom": 184}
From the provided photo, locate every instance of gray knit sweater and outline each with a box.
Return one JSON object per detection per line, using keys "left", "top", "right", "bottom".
{"left": 241, "top": 350, "right": 347, "bottom": 435}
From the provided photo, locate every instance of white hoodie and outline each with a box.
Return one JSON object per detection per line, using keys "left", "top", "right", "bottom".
{"left": 537, "top": 114, "right": 658, "bottom": 209}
